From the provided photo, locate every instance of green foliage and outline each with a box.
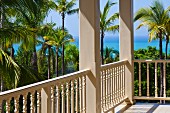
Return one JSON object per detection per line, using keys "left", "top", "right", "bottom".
{"left": 104, "top": 46, "right": 119, "bottom": 64}
{"left": 134, "top": 46, "right": 160, "bottom": 59}
{"left": 15, "top": 46, "right": 33, "bottom": 66}
{"left": 65, "top": 44, "right": 79, "bottom": 72}
{"left": 134, "top": 47, "right": 170, "bottom": 98}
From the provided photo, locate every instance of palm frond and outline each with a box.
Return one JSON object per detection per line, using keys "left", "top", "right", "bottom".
{"left": 67, "top": 8, "right": 79, "bottom": 15}
{"left": 0, "top": 48, "right": 20, "bottom": 88}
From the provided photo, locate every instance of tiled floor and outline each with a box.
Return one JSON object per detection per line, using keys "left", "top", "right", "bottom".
{"left": 115, "top": 103, "right": 170, "bottom": 113}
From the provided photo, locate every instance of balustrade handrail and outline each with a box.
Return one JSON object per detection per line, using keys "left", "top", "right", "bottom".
{"left": 0, "top": 69, "right": 90, "bottom": 100}
{"left": 101, "top": 60, "right": 128, "bottom": 70}
{"left": 134, "top": 59, "right": 170, "bottom": 63}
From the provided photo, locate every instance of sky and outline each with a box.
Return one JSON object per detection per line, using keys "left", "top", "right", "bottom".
{"left": 46, "top": 0, "right": 170, "bottom": 37}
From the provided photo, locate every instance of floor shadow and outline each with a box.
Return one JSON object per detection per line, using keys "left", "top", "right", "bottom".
{"left": 116, "top": 103, "right": 163, "bottom": 113}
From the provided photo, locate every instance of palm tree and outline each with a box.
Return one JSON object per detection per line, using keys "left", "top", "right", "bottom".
{"left": 65, "top": 44, "right": 79, "bottom": 72}
{"left": 100, "top": 0, "right": 119, "bottom": 64}
{"left": 11, "top": 0, "right": 50, "bottom": 74}
{"left": 39, "top": 23, "right": 56, "bottom": 79}
{"left": 104, "top": 46, "right": 119, "bottom": 64}
{"left": 45, "top": 28, "right": 74, "bottom": 77}
{"left": 51, "top": 0, "right": 78, "bottom": 75}
{"left": 134, "top": 0, "right": 170, "bottom": 100}
{"left": 165, "top": 19, "right": 170, "bottom": 59}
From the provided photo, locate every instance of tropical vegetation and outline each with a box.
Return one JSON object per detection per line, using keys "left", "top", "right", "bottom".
{"left": 0, "top": 0, "right": 170, "bottom": 107}
{"left": 100, "top": 0, "right": 119, "bottom": 64}
{"left": 134, "top": 0, "right": 170, "bottom": 101}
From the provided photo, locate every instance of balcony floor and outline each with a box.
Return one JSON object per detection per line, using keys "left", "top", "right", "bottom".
{"left": 115, "top": 103, "right": 170, "bottom": 113}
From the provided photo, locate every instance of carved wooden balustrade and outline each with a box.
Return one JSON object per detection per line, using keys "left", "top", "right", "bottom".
{"left": 134, "top": 60, "right": 170, "bottom": 101}
{"left": 0, "top": 69, "right": 90, "bottom": 113}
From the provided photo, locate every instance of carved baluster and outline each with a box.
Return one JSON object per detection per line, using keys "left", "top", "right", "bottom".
{"left": 66, "top": 82, "right": 70, "bottom": 113}
{"left": 119, "top": 66, "right": 122, "bottom": 99}
{"left": 105, "top": 69, "right": 108, "bottom": 109}
{"left": 122, "top": 65, "right": 125, "bottom": 96}
{"left": 79, "top": 77, "right": 82, "bottom": 112}
{"left": 118, "top": 66, "right": 120, "bottom": 102}
{"left": 155, "top": 63, "right": 158, "bottom": 97}
{"left": 37, "top": 90, "right": 41, "bottom": 113}
{"left": 6, "top": 99, "right": 10, "bottom": 113}
{"left": 139, "top": 62, "right": 142, "bottom": 96}
{"left": 115, "top": 67, "right": 117, "bottom": 102}
{"left": 75, "top": 79, "right": 78, "bottom": 113}
{"left": 147, "top": 62, "right": 150, "bottom": 97}
{"left": 101, "top": 71, "right": 103, "bottom": 111}
{"left": 103, "top": 70, "right": 106, "bottom": 109}
{"left": 0, "top": 100, "right": 2, "bottom": 113}
{"left": 61, "top": 84, "right": 65, "bottom": 113}
{"left": 30, "top": 92, "right": 35, "bottom": 113}
{"left": 56, "top": 85, "right": 60, "bottom": 113}
{"left": 82, "top": 75, "right": 86, "bottom": 113}
{"left": 71, "top": 80, "right": 74, "bottom": 113}
{"left": 75, "top": 79, "right": 79, "bottom": 113}
{"left": 14, "top": 96, "right": 19, "bottom": 113}
{"left": 51, "top": 86, "right": 55, "bottom": 113}
{"left": 107, "top": 69, "right": 111, "bottom": 107}
{"left": 163, "top": 62, "right": 166, "bottom": 97}
{"left": 112, "top": 68, "right": 115, "bottom": 104}
{"left": 23, "top": 94, "right": 27, "bottom": 113}
{"left": 110, "top": 68, "right": 113, "bottom": 104}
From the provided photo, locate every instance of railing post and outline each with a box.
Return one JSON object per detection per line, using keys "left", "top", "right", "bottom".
{"left": 79, "top": 0, "right": 101, "bottom": 113}
{"left": 41, "top": 87, "right": 51, "bottom": 113}
{"left": 119, "top": 0, "right": 135, "bottom": 104}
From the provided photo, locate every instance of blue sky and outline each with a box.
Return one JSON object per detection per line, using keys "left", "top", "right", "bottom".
{"left": 46, "top": 0, "right": 170, "bottom": 37}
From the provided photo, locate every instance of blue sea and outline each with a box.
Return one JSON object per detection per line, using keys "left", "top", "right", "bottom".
{"left": 71, "top": 36, "right": 170, "bottom": 53}
{"left": 13, "top": 36, "right": 170, "bottom": 53}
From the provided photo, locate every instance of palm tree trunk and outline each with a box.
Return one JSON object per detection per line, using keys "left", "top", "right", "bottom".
{"left": 62, "top": 12, "right": 65, "bottom": 75}
{"left": 0, "top": 3, "right": 5, "bottom": 112}
{"left": 0, "top": 76, "right": 3, "bottom": 92}
{"left": 10, "top": 46, "right": 15, "bottom": 60}
{"left": 165, "top": 35, "right": 169, "bottom": 59}
{"left": 31, "top": 38, "right": 38, "bottom": 74}
{"left": 47, "top": 45, "right": 51, "bottom": 79}
{"left": 159, "top": 32, "right": 164, "bottom": 103}
{"left": 56, "top": 48, "right": 59, "bottom": 77}
{"left": 0, "top": 1, "right": 4, "bottom": 93}
{"left": 52, "top": 51, "right": 55, "bottom": 75}
{"left": 0, "top": 2, "right": 4, "bottom": 29}
{"left": 62, "top": 44, "right": 65, "bottom": 74}
{"left": 101, "top": 30, "right": 104, "bottom": 64}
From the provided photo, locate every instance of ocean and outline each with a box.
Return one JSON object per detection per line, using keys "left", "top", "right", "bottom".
{"left": 13, "top": 36, "right": 170, "bottom": 53}
{"left": 71, "top": 36, "right": 170, "bottom": 53}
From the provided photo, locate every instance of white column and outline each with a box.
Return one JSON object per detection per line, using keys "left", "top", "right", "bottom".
{"left": 119, "top": 0, "right": 134, "bottom": 104}
{"left": 79, "top": 0, "right": 101, "bottom": 113}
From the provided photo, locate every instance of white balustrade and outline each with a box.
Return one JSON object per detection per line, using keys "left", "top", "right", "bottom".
{"left": 134, "top": 60, "right": 170, "bottom": 101}
{"left": 101, "top": 60, "right": 128, "bottom": 113}
{"left": 0, "top": 69, "right": 89, "bottom": 113}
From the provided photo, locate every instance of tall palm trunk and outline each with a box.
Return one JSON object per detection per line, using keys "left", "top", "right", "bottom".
{"left": 56, "top": 48, "right": 59, "bottom": 77}
{"left": 165, "top": 35, "right": 169, "bottom": 59}
{"left": 0, "top": 0, "right": 4, "bottom": 92}
{"left": 101, "top": 30, "right": 104, "bottom": 64}
{"left": 52, "top": 51, "right": 55, "bottom": 74}
{"left": 47, "top": 45, "right": 51, "bottom": 79}
{"left": 159, "top": 32, "right": 164, "bottom": 103}
{"left": 31, "top": 38, "right": 38, "bottom": 74}
{"left": 0, "top": 3, "right": 5, "bottom": 111}
{"left": 10, "top": 46, "right": 15, "bottom": 59}
{"left": 0, "top": 1, "right": 3, "bottom": 29}
{"left": 62, "top": 12, "right": 65, "bottom": 75}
